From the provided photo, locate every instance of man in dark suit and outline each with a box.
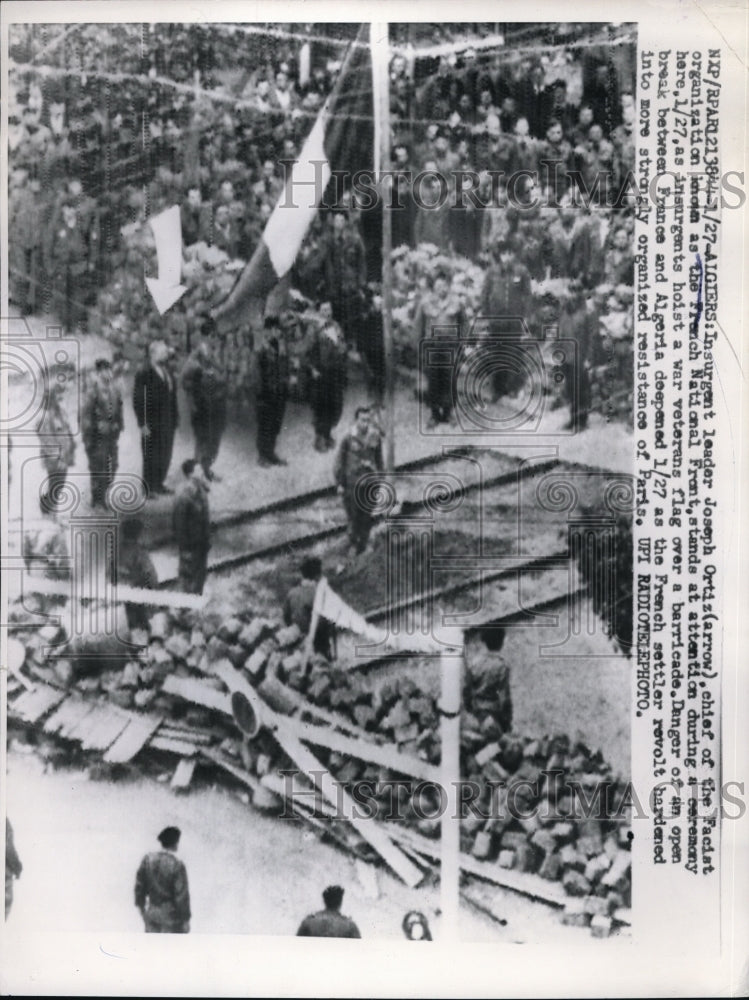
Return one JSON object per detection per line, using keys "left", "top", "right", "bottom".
{"left": 133, "top": 339, "right": 178, "bottom": 498}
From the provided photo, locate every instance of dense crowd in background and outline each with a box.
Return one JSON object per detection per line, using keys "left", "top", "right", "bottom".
{"left": 8, "top": 22, "right": 636, "bottom": 421}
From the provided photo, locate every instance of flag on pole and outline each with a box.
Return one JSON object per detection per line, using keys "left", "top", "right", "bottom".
{"left": 312, "top": 577, "right": 446, "bottom": 655}
{"left": 214, "top": 24, "right": 374, "bottom": 319}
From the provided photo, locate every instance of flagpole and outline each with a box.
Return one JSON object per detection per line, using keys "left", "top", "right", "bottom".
{"left": 372, "top": 22, "right": 395, "bottom": 472}
{"left": 439, "top": 638, "right": 463, "bottom": 942}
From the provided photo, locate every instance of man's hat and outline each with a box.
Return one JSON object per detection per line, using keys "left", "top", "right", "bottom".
{"left": 94, "top": 357, "right": 112, "bottom": 371}
{"left": 158, "top": 826, "right": 181, "bottom": 848}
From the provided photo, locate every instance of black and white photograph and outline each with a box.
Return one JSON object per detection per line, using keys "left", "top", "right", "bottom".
{"left": 1, "top": 3, "right": 747, "bottom": 997}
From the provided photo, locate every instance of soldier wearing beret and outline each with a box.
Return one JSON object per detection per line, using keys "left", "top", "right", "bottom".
{"left": 134, "top": 826, "right": 191, "bottom": 933}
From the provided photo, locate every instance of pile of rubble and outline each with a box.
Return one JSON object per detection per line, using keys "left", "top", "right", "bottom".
{"left": 7, "top": 598, "right": 631, "bottom": 936}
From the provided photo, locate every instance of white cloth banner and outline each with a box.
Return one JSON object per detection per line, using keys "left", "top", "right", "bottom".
{"left": 314, "top": 577, "right": 446, "bottom": 654}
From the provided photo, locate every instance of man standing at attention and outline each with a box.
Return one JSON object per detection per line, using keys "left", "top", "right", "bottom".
{"left": 180, "top": 320, "right": 227, "bottom": 481}
{"left": 134, "top": 826, "right": 191, "bottom": 933}
{"left": 133, "top": 339, "right": 178, "bottom": 498}
{"left": 302, "top": 301, "right": 348, "bottom": 452}
{"left": 81, "top": 357, "right": 124, "bottom": 508}
{"left": 254, "top": 315, "right": 289, "bottom": 467}
{"left": 172, "top": 459, "right": 211, "bottom": 595}
{"left": 296, "top": 885, "right": 360, "bottom": 938}
{"left": 334, "top": 406, "right": 383, "bottom": 555}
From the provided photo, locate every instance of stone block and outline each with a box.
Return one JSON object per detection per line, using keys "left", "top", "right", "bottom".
{"left": 500, "top": 829, "right": 529, "bottom": 852}
{"left": 561, "top": 900, "right": 589, "bottom": 927}
{"left": 227, "top": 644, "right": 246, "bottom": 667}
{"left": 275, "top": 624, "right": 302, "bottom": 649}
{"left": 583, "top": 894, "right": 609, "bottom": 916}
{"left": 562, "top": 869, "right": 592, "bottom": 897}
{"left": 538, "top": 851, "right": 562, "bottom": 881}
{"left": 584, "top": 853, "right": 612, "bottom": 883}
{"left": 475, "top": 741, "right": 502, "bottom": 768}
{"left": 498, "top": 849, "right": 515, "bottom": 869}
{"left": 206, "top": 636, "right": 230, "bottom": 663}
{"left": 148, "top": 612, "right": 169, "bottom": 639}
{"left": 217, "top": 617, "right": 243, "bottom": 643}
{"left": 559, "top": 843, "right": 585, "bottom": 870}
{"left": 244, "top": 646, "right": 269, "bottom": 677}
{"left": 472, "top": 831, "right": 493, "bottom": 860}
{"left": 513, "top": 841, "right": 538, "bottom": 873}
{"left": 353, "top": 704, "right": 376, "bottom": 729}
{"left": 165, "top": 632, "right": 191, "bottom": 661}
{"left": 590, "top": 914, "right": 613, "bottom": 938}
{"left": 531, "top": 829, "right": 557, "bottom": 855}
{"left": 190, "top": 628, "right": 206, "bottom": 649}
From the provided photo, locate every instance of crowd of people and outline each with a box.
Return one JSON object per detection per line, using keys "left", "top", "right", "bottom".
{"left": 11, "top": 24, "right": 637, "bottom": 599}
{"left": 9, "top": 25, "right": 634, "bottom": 416}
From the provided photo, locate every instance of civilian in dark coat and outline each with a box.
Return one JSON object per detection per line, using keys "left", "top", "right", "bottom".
{"left": 255, "top": 315, "right": 289, "bottom": 466}
{"left": 133, "top": 339, "right": 178, "bottom": 497}
{"left": 302, "top": 303, "right": 348, "bottom": 452}
{"left": 172, "top": 460, "right": 211, "bottom": 595}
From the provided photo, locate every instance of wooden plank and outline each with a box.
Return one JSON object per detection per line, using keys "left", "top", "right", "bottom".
{"left": 386, "top": 824, "right": 568, "bottom": 907}
{"left": 103, "top": 712, "right": 163, "bottom": 763}
{"left": 9, "top": 684, "right": 66, "bottom": 724}
{"left": 78, "top": 705, "right": 132, "bottom": 751}
{"left": 294, "top": 715, "right": 439, "bottom": 783}
{"left": 161, "top": 675, "right": 233, "bottom": 715}
{"left": 171, "top": 757, "right": 197, "bottom": 790}
{"left": 159, "top": 725, "right": 215, "bottom": 746}
{"left": 273, "top": 719, "right": 424, "bottom": 888}
{"left": 211, "top": 660, "right": 424, "bottom": 886}
{"left": 200, "top": 747, "right": 261, "bottom": 795}
{"left": 19, "top": 577, "right": 205, "bottom": 610}
{"left": 43, "top": 696, "right": 92, "bottom": 736}
{"left": 150, "top": 735, "right": 199, "bottom": 756}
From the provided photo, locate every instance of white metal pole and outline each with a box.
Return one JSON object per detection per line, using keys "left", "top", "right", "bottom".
{"left": 440, "top": 642, "right": 463, "bottom": 940}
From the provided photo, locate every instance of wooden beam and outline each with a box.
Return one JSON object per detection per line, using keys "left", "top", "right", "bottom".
{"left": 103, "top": 712, "right": 164, "bottom": 763}
{"left": 200, "top": 746, "right": 261, "bottom": 795}
{"left": 273, "top": 717, "right": 424, "bottom": 888}
{"left": 171, "top": 757, "right": 197, "bottom": 790}
{"left": 9, "top": 683, "right": 66, "bottom": 723}
{"left": 385, "top": 824, "right": 569, "bottom": 908}
{"left": 21, "top": 576, "right": 205, "bottom": 610}
{"left": 161, "top": 675, "right": 233, "bottom": 715}
{"left": 294, "top": 715, "right": 438, "bottom": 783}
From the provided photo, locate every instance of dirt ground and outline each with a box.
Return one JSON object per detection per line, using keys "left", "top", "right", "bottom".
{"left": 4, "top": 747, "right": 611, "bottom": 948}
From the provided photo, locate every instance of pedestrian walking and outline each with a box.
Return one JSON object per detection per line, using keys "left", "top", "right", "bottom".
{"left": 134, "top": 826, "right": 191, "bottom": 933}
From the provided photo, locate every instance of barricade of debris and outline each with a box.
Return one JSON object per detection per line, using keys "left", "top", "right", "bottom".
{"left": 7, "top": 597, "right": 630, "bottom": 936}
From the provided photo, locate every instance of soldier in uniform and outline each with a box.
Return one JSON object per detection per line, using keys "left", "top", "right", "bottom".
{"left": 172, "top": 459, "right": 211, "bottom": 595}
{"left": 302, "top": 301, "right": 348, "bottom": 452}
{"left": 5, "top": 819, "right": 22, "bottom": 918}
{"left": 81, "top": 358, "right": 124, "bottom": 508}
{"left": 180, "top": 322, "right": 227, "bottom": 481}
{"left": 36, "top": 374, "right": 76, "bottom": 515}
{"left": 115, "top": 518, "right": 158, "bottom": 633}
{"left": 46, "top": 201, "right": 89, "bottom": 333}
{"left": 134, "top": 826, "right": 191, "bottom": 933}
{"left": 296, "top": 885, "right": 360, "bottom": 938}
{"left": 133, "top": 339, "right": 179, "bottom": 497}
{"left": 283, "top": 556, "right": 334, "bottom": 659}
{"left": 415, "top": 273, "right": 465, "bottom": 426}
{"left": 254, "top": 315, "right": 289, "bottom": 467}
{"left": 334, "top": 406, "right": 384, "bottom": 555}
{"left": 465, "top": 626, "right": 512, "bottom": 733}
{"left": 479, "top": 239, "right": 533, "bottom": 401}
